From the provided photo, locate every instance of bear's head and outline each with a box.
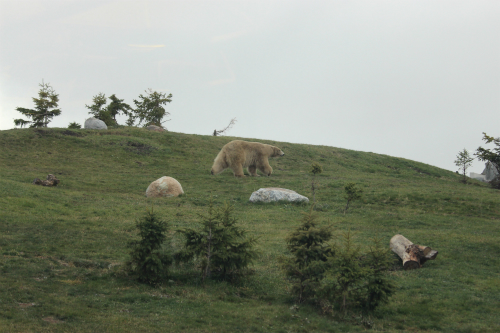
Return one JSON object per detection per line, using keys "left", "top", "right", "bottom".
{"left": 272, "top": 146, "right": 285, "bottom": 157}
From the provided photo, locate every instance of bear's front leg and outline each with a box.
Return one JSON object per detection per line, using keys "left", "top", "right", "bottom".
{"left": 232, "top": 164, "right": 245, "bottom": 177}
{"left": 258, "top": 163, "right": 273, "bottom": 176}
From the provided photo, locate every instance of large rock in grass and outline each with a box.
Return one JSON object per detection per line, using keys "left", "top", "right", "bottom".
{"left": 146, "top": 176, "right": 184, "bottom": 198}
{"left": 84, "top": 117, "right": 107, "bottom": 130}
{"left": 249, "top": 188, "right": 309, "bottom": 203}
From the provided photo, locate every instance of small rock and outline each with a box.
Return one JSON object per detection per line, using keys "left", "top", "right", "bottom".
{"left": 146, "top": 125, "right": 166, "bottom": 132}
{"left": 146, "top": 176, "right": 184, "bottom": 198}
{"left": 84, "top": 117, "right": 107, "bottom": 130}
{"left": 249, "top": 187, "right": 309, "bottom": 203}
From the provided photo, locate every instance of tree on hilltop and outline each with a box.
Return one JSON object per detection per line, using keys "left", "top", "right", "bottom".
{"left": 476, "top": 133, "right": 500, "bottom": 188}
{"left": 454, "top": 148, "right": 474, "bottom": 184}
{"left": 14, "top": 81, "right": 61, "bottom": 128}
{"left": 86, "top": 93, "right": 132, "bottom": 126}
{"left": 132, "top": 89, "right": 172, "bottom": 127}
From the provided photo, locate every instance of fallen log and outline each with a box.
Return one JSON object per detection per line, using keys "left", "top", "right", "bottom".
{"left": 33, "top": 174, "right": 60, "bottom": 187}
{"left": 390, "top": 234, "right": 438, "bottom": 270}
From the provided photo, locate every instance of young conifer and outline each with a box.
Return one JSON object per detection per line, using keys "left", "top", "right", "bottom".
{"left": 362, "top": 236, "right": 396, "bottom": 312}
{"left": 127, "top": 208, "right": 172, "bottom": 285}
{"left": 282, "top": 205, "right": 333, "bottom": 303}
{"left": 14, "top": 81, "right": 61, "bottom": 128}
{"left": 177, "top": 200, "right": 258, "bottom": 281}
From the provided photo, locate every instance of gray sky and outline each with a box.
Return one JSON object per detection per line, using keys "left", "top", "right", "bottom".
{"left": 1, "top": 0, "right": 498, "bottom": 173}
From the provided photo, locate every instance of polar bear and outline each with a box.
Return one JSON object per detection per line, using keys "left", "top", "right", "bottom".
{"left": 210, "top": 140, "right": 285, "bottom": 177}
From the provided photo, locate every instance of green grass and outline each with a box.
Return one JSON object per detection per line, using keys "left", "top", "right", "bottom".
{"left": 1, "top": 127, "right": 499, "bottom": 332}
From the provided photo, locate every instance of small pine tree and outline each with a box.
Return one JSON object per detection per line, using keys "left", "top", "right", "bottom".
{"left": 310, "top": 162, "right": 323, "bottom": 204}
{"left": 361, "top": 236, "right": 396, "bottom": 312}
{"left": 14, "top": 81, "right": 61, "bottom": 128}
{"left": 282, "top": 206, "right": 333, "bottom": 303}
{"left": 319, "top": 230, "right": 367, "bottom": 313}
{"left": 454, "top": 148, "right": 474, "bottom": 184}
{"left": 177, "top": 200, "right": 257, "bottom": 281}
{"left": 343, "top": 183, "right": 363, "bottom": 214}
{"left": 127, "top": 209, "right": 172, "bottom": 285}
{"left": 68, "top": 122, "right": 81, "bottom": 129}
{"left": 318, "top": 233, "right": 396, "bottom": 314}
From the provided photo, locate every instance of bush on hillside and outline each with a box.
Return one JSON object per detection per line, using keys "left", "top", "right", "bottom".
{"left": 283, "top": 209, "right": 395, "bottom": 315}
{"left": 176, "top": 200, "right": 258, "bottom": 282}
{"left": 343, "top": 183, "right": 363, "bottom": 214}
{"left": 127, "top": 209, "right": 172, "bottom": 285}
{"left": 281, "top": 206, "right": 333, "bottom": 303}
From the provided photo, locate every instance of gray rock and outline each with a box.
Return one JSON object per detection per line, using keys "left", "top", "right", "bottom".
{"left": 249, "top": 187, "right": 309, "bottom": 203}
{"left": 146, "top": 125, "right": 166, "bottom": 132}
{"left": 481, "top": 162, "right": 499, "bottom": 182}
{"left": 84, "top": 117, "right": 107, "bottom": 130}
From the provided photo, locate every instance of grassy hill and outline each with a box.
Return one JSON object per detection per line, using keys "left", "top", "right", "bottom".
{"left": 1, "top": 127, "right": 499, "bottom": 332}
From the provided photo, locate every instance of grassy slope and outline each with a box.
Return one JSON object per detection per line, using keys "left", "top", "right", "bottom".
{"left": 0, "top": 127, "right": 499, "bottom": 333}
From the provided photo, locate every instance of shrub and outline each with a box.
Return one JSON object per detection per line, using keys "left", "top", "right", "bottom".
{"left": 176, "top": 200, "right": 258, "bottom": 281}
{"left": 343, "top": 182, "right": 363, "bottom": 214}
{"left": 281, "top": 205, "right": 333, "bottom": 303}
{"left": 310, "top": 162, "right": 323, "bottom": 203}
{"left": 318, "top": 232, "right": 395, "bottom": 315}
{"left": 68, "top": 122, "right": 81, "bottom": 129}
{"left": 283, "top": 209, "right": 395, "bottom": 314}
{"left": 127, "top": 209, "right": 172, "bottom": 285}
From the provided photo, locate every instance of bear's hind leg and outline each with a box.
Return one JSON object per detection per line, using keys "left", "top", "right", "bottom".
{"left": 232, "top": 164, "right": 245, "bottom": 177}
{"left": 248, "top": 165, "right": 260, "bottom": 177}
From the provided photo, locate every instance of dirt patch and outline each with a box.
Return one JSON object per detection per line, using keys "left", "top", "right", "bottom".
{"left": 122, "top": 141, "right": 157, "bottom": 155}
{"left": 42, "top": 316, "right": 64, "bottom": 324}
{"left": 33, "top": 129, "right": 52, "bottom": 136}
{"left": 62, "top": 130, "right": 84, "bottom": 137}
{"left": 18, "top": 303, "right": 36, "bottom": 308}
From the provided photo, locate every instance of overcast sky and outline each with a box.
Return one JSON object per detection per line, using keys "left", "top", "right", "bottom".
{"left": 1, "top": 0, "right": 498, "bottom": 173}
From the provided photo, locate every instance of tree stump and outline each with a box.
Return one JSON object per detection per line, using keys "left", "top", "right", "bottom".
{"left": 33, "top": 174, "right": 60, "bottom": 186}
{"left": 390, "top": 234, "right": 438, "bottom": 270}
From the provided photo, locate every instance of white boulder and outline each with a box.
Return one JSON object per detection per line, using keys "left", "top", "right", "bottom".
{"left": 249, "top": 187, "right": 309, "bottom": 203}
{"left": 84, "top": 117, "right": 107, "bottom": 130}
{"left": 146, "top": 176, "right": 184, "bottom": 198}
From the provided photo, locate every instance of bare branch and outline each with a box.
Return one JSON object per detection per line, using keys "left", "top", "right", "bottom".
{"left": 213, "top": 118, "right": 237, "bottom": 136}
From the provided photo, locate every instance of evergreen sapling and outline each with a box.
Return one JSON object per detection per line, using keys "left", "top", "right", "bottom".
{"left": 127, "top": 209, "right": 172, "bottom": 285}
{"left": 177, "top": 200, "right": 258, "bottom": 281}
{"left": 282, "top": 206, "right": 333, "bottom": 303}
